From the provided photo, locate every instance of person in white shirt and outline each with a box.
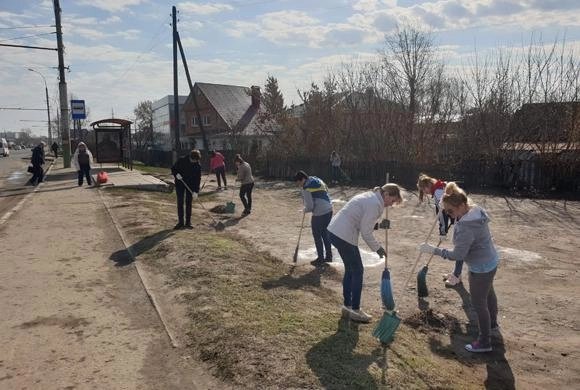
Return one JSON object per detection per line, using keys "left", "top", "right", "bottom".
{"left": 327, "top": 183, "right": 403, "bottom": 323}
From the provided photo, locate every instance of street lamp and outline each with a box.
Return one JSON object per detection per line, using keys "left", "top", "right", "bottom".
{"left": 28, "top": 68, "right": 52, "bottom": 145}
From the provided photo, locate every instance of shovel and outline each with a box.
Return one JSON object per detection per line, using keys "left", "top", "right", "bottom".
{"left": 177, "top": 176, "right": 225, "bottom": 231}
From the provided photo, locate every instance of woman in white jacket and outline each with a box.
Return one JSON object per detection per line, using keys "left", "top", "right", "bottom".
{"left": 327, "top": 183, "right": 402, "bottom": 323}
{"left": 71, "top": 142, "right": 93, "bottom": 186}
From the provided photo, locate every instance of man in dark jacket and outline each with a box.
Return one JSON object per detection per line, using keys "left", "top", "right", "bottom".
{"left": 171, "top": 149, "right": 202, "bottom": 230}
{"left": 30, "top": 142, "right": 46, "bottom": 185}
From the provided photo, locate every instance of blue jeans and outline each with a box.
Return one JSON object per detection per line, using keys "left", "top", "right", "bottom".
{"left": 329, "top": 232, "right": 363, "bottom": 310}
{"left": 312, "top": 211, "right": 332, "bottom": 260}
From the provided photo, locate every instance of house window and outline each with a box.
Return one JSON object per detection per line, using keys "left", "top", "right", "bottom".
{"left": 192, "top": 116, "right": 210, "bottom": 127}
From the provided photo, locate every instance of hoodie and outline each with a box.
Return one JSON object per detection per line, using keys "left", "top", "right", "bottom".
{"left": 434, "top": 205, "right": 499, "bottom": 273}
{"left": 301, "top": 176, "right": 332, "bottom": 216}
{"left": 71, "top": 142, "right": 93, "bottom": 171}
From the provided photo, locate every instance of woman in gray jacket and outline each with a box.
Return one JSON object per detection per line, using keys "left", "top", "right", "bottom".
{"left": 234, "top": 154, "right": 254, "bottom": 215}
{"left": 419, "top": 182, "right": 499, "bottom": 353}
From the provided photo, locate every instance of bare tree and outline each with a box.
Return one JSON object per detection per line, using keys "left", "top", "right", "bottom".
{"left": 133, "top": 100, "right": 153, "bottom": 151}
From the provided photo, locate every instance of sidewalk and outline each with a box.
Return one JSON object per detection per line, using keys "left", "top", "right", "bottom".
{"left": 0, "top": 165, "right": 212, "bottom": 389}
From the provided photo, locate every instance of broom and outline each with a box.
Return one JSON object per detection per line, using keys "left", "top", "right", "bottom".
{"left": 372, "top": 174, "right": 401, "bottom": 345}
{"left": 417, "top": 239, "right": 442, "bottom": 298}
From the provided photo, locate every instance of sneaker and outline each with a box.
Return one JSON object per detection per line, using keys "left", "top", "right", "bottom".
{"left": 444, "top": 274, "right": 462, "bottom": 287}
{"left": 184, "top": 224, "right": 193, "bottom": 230}
{"left": 465, "top": 341, "right": 492, "bottom": 353}
{"left": 310, "top": 258, "right": 324, "bottom": 266}
{"left": 174, "top": 223, "right": 184, "bottom": 230}
{"left": 442, "top": 272, "right": 452, "bottom": 281}
{"left": 341, "top": 305, "right": 353, "bottom": 318}
{"left": 350, "top": 309, "right": 372, "bottom": 323}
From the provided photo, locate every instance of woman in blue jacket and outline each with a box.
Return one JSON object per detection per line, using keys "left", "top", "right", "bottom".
{"left": 294, "top": 171, "right": 333, "bottom": 266}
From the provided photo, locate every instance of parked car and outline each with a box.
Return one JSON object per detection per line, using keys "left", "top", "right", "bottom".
{"left": 1, "top": 138, "right": 10, "bottom": 157}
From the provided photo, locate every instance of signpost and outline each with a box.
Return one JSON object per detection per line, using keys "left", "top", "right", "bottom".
{"left": 71, "top": 100, "right": 86, "bottom": 120}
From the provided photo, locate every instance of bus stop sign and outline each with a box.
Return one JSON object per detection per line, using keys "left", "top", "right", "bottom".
{"left": 71, "top": 100, "right": 86, "bottom": 120}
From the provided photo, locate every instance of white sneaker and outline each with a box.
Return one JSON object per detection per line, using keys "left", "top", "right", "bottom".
{"left": 350, "top": 309, "right": 372, "bottom": 323}
{"left": 444, "top": 274, "right": 462, "bottom": 287}
{"left": 341, "top": 305, "right": 352, "bottom": 318}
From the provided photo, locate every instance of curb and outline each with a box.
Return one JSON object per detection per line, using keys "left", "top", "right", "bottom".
{"left": 98, "top": 189, "right": 180, "bottom": 348}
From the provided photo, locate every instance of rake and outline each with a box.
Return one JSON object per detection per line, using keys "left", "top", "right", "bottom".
{"left": 293, "top": 212, "right": 306, "bottom": 263}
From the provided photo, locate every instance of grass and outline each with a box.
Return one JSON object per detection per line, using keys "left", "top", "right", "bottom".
{"left": 105, "top": 188, "right": 484, "bottom": 390}
{"left": 132, "top": 160, "right": 171, "bottom": 175}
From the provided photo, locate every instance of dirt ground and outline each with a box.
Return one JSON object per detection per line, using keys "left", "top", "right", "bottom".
{"left": 109, "top": 173, "right": 580, "bottom": 389}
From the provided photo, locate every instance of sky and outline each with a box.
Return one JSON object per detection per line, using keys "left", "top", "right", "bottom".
{"left": 1, "top": 0, "right": 580, "bottom": 137}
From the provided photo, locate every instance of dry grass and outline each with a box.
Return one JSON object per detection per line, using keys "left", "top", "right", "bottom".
{"left": 104, "top": 187, "right": 482, "bottom": 389}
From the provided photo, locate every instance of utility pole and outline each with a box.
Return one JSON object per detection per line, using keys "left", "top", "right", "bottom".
{"left": 53, "top": 0, "right": 71, "bottom": 167}
{"left": 27, "top": 68, "right": 52, "bottom": 146}
{"left": 172, "top": 6, "right": 180, "bottom": 161}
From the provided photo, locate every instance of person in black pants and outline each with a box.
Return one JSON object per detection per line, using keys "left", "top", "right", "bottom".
{"left": 234, "top": 154, "right": 254, "bottom": 215}
{"left": 71, "top": 142, "right": 93, "bottom": 186}
{"left": 30, "top": 141, "right": 46, "bottom": 186}
{"left": 171, "top": 149, "right": 202, "bottom": 230}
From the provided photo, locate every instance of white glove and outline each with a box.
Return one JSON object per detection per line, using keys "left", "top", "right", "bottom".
{"left": 419, "top": 243, "right": 436, "bottom": 254}
{"left": 192, "top": 192, "right": 198, "bottom": 200}
{"left": 175, "top": 173, "right": 183, "bottom": 180}
{"left": 439, "top": 234, "right": 447, "bottom": 242}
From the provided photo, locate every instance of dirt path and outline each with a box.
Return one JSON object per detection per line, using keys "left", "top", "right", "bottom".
{"left": 0, "top": 167, "right": 224, "bottom": 389}
{"left": 210, "top": 177, "right": 580, "bottom": 389}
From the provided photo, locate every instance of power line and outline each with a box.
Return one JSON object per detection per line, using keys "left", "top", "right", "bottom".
{"left": 0, "top": 32, "right": 55, "bottom": 43}
{"left": 0, "top": 25, "right": 54, "bottom": 30}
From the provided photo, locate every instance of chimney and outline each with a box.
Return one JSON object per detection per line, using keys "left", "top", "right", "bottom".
{"left": 251, "top": 85, "right": 261, "bottom": 109}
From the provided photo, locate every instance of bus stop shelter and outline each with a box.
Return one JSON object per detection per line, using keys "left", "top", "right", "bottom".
{"left": 90, "top": 118, "right": 133, "bottom": 170}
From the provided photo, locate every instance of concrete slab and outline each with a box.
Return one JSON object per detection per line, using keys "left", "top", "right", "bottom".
{"left": 92, "top": 165, "right": 171, "bottom": 192}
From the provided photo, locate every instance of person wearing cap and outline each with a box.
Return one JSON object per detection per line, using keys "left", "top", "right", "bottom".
{"left": 171, "top": 149, "right": 202, "bottom": 230}
{"left": 294, "top": 170, "right": 333, "bottom": 266}
{"left": 30, "top": 141, "right": 45, "bottom": 185}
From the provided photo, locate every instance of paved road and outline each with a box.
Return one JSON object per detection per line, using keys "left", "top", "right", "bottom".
{"left": 0, "top": 149, "right": 38, "bottom": 221}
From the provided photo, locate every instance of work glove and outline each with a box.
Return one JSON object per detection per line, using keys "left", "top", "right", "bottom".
{"left": 175, "top": 173, "right": 183, "bottom": 180}
{"left": 376, "top": 247, "right": 386, "bottom": 258}
{"left": 439, "top": 234, "right": 447, "bottom": 242}
{"left": 192, "top": 192, "right": 198, "bottom": 200}
{"left": 374, "top": 219, "right": 390, "bottom": 230}
{"left": 419, "top": 243, "right": 436, "bottom": 254}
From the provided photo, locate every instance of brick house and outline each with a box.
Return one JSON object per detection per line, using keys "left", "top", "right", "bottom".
{"left": 181, "top": 82, "right": 271, "bottom": 153}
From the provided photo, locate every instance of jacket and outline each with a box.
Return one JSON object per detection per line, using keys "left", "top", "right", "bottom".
{"left": 236, "top": 162, "right": 254, "bottom": 185}
{"left": 210, "top": 152, "right": 225, "bottom": 171}
{"left": 171, "top": 156, "right": 202, "bottom": 191}
{"left": 302, "top": 176, "right": 332, "bottom": 216}
{"left": 31, "top": 146, "right": 45, "bottom": 166}
{"left": 71, "top": 143, "right": 93, "bottom": 170}
{"left": 434, "top": 205, "right": 499, "bottom": 272}
{"left": 327, "top": 190, "right": 383, "bottom": 251}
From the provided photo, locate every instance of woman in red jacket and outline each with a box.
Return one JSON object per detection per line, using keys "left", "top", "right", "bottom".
{"left": 210, "top": 150, "right": 227, "bottom": 190}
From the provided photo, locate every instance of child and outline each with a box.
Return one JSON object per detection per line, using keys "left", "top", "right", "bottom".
{"left": 417, "top": 173, "right": 463, "bottom": 286}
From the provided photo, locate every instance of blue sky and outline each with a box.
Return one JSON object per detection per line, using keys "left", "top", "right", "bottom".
{"left": 1, "top": 0, "right": 580, "bottom": 136}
